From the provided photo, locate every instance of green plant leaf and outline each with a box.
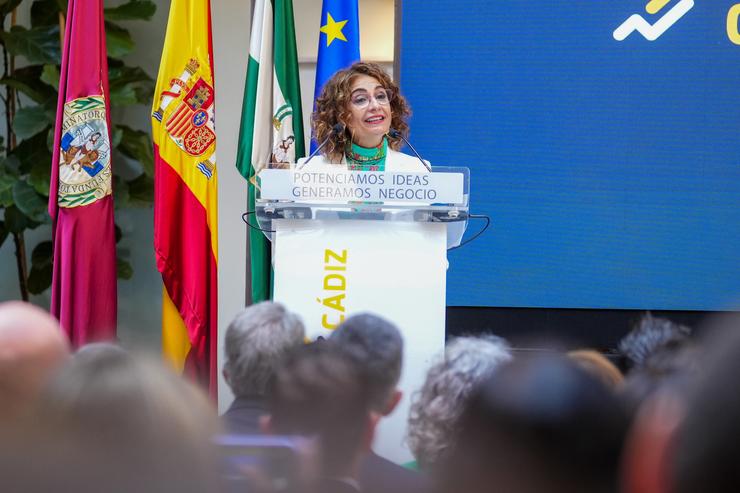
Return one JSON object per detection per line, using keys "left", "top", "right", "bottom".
{"left": 27, "top": 264, "right": 52, "bottom": 294}
{"left": 126, "top": 173, "right": 153, "bottom": 206}
{"left": 31, "top": 0, "right": 62, "bottom": 27}
{"left": 117, "top": 258, "right": 133, "bottom": 280}
{"left": 108, "top": 64, "right": 155, "bottom": 106}
{"left": 0, "top": 167, "right": 17, "bottom": 207}
{"left": 0, "top": 0, "right": 24, "bottom": 20}
{"left": 0, "top": 66, "right": 57, "bottom": 104}
{"left": 117, "top": 125, "right": 153, "bottom": 176}
{"left": 110, "top": 126, "right": 123, "bottom": 148}
{"left": 110, "top": 83, "right": 138, "bottom": 106}
{"left": 0, "top": 156, "right": 13, "bottom": 212}
{"left": 13, "top": 105, "right": 54, "bottom": 140}
{"left": 0, "top": 220, "right": 8, "bottom": 249}
{"left": 113, "top": 175, "right": 130, "bottom": 209}
{"left": 105, "top": 22, "right": 134, "bottom": 59}
{"left": 28, "top": 158, "right": 51, "bottom": 197}
{"left": 108, "top": 64, "right": 154, "bottom": 87}
{"left": 3, "top": 205, "right": 31, "bottom": 233}
{"left": 104, "top": 0, "right": 156, "bottom": 21}
{"left": 12, "top": 180, "right": 49, "bottom": 223}
{"left": 40, "top": 64, "right": 60, "bottom": 90}
{"left": 0, "top": 25, "right": 61, "bottom": 65}
{"left": 27, "top": 240, "right": 53, "bottom": 294}
{"left": 30, "top": 239, "right": 52, "bottom": 267}
{"left": 12, "top": 131, "right": 51, "bottom": 174}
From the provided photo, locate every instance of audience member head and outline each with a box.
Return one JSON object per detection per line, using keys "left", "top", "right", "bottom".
{"left": 266, "top": 341, "right": 373, "bottom": 479}
{"left": 440, "top": 354, "right": 629, "bottom": 493}
{"left": 620, "top": 338, "right": 699, "bottom": 415}
{"left": 669, "top": 316, "right": 740, "bottom": 493}
{"left": 223, "top": 301, "right": 305, "bottom": 398}
{"left": 406, "top": 335, "right": 511, "bottom": 471}
{"left": 619, "top": 314, "right": 691, "bottom": 371}
{"left": 73, "top": 341, "right": 127, "bottom": 360}
{"left": 330, "top": 313, "right": 403, "bottom": 415}
{"left": 567, "top": 349, "right": 624, "bottom": 391}
{"left": 33, "top": 350, "right": 220, "bottom": 493}
{"left": 0, "top": 301, "right": 69, "bottom": 423}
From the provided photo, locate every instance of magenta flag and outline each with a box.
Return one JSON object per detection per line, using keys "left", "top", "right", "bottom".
{"left": 49, "top": 0, "right": 117, "bottom": 346}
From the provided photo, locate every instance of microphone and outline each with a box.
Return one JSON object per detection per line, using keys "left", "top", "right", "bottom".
{"left": 297, "top": 123, "right": 345, "bottom": 169}
{"left": 389, "top": 129, "right": 432, "bottom": 172}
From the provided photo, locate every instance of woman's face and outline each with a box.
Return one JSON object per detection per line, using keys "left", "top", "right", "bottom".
{"left": 345, "top": 74, "right": 392, "bottom": 148}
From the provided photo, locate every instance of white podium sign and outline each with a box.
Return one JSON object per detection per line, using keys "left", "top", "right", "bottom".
{"left": 272, "top": 218, "right": 447, "bottom": 464}
{"left": 259, "top": 169, "right": 464, "bottom": 204}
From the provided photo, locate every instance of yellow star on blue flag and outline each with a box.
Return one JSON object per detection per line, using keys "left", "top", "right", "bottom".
{"left": 320, "top": 13, "right": 348, "bottom": 47}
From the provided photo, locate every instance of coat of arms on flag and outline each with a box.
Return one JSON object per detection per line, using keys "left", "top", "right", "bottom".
{"left": 153, "top": 58, "right": 216, "bottom": 178}
{"left": 58, "top": 95, "right": 112, "bottom": 208}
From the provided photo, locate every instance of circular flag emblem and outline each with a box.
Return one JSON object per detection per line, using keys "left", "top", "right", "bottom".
{"left": 57, "top": 96, "right": 112, "bottom": 208}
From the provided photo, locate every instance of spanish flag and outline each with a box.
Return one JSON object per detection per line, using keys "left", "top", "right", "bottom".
{"left": 151, "top": 0, "right": 218, "bottom": 397}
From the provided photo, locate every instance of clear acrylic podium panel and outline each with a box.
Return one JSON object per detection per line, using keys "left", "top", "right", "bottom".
{"left": 254, "top": 164, "right": 470, "bottom": 249}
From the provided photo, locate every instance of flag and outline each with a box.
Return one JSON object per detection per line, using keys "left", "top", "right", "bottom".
{"left": 311, "top": 0, "right": 360, "bottom": 151}
{"left": 49, "top": 0, "right": 117, "bottom": 346}
{"left": 152, "top": 0, "right": 218, "bottom": 397}
{"left": 236, "top": 0, "right": 305, "bottom": 303}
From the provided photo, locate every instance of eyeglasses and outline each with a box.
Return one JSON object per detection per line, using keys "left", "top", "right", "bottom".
{"left": 350, "top": 90, "right": 393, "bottom": 108}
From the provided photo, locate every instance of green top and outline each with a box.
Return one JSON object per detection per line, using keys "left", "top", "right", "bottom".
{"left": 345, "top": 137, "right": 387, "bottom": 171}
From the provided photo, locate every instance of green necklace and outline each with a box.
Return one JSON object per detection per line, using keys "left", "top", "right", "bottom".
{"left": 345, "top": 138, "right": 387, "bottom": 171}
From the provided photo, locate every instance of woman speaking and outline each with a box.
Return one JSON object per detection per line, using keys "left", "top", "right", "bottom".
{"left": 304, "top": 62, "right": 428, "bottom": 172}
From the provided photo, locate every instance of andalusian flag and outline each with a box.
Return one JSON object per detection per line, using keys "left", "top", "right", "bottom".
{"left": 236, "top": 0, "right": 305, "bottom": 303}
{"left": 49, "top": 0, "right": 117, "bottom": 345}
{"left": 152, "top": 0, "right": 218, "bottom": 397}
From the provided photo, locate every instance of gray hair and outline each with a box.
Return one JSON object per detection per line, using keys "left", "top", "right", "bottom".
{"left": 406, "top": 335, "right": 512, "bottom": 471}
{"left": 329, "top": 313, "right": 403, "bottom": 412}
{"left": 619, "top": 313, "right": 691, "bottom": 370}
{"left": 224, "top": 302, "right": 305, "bottom": 397}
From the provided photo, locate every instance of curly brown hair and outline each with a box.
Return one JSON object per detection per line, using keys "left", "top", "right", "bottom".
{"left": 312, "top": 62, "right": 411, "bottom": 163}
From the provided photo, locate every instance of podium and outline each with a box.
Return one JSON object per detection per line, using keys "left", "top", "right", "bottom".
{"left": 255, "top": 165, "right": 469, "bottom": 464}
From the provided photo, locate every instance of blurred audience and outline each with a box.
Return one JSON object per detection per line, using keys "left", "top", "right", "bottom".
{"left": 439, "top": 354, "right": 629, "bottom": 493}
{"left": 567, "top": 349, "right": 624, "bottom": 391}
{"left": 265, "top": 341, "right": 374, "bottom": 493}
{"left": 222, "top": 301, "right": 305, "bottom": 433}
{"left": 331, "top": 313, "right": 428, "bottom": 493}
{"left": 5, "top": 297, "right": 735, "bottom": 493}
{"left": 668, "top": 316, "right": 740, "bottom": 493}
{"left": 0, "top": 301, "right": 69, "bottom": 424}
{"left": 29, "top": 349, "right": 221, "bottom": 493}
{"left": 406, "top": 335, "right": 511, "bottom": 472}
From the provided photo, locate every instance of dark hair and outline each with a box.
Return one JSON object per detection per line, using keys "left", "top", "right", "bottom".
{"left": 267, "top": 341, "right": 371, "bottom": 476}
{"left": 312, "top": 61, "right": 411, "bottom": 162}
{"left": 330, "top": 313, "right": 403, "bottom": 412}
{"left": 440, "top": 355, "right": 628, "bottom": 493}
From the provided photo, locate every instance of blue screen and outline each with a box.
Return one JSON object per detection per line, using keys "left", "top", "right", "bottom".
{"left": 399, "top": 0, "right": 740, "bottom": 310}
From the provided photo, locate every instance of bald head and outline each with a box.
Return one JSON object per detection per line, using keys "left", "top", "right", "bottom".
{"left": 0, "top": 301, "right": 69, "bottom": 422}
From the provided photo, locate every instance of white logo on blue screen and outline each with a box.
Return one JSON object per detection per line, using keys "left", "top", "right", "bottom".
{"left": 614, "top": 0, "right": 694, "bottom": 41}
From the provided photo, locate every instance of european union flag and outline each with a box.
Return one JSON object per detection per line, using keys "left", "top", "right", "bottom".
{"left": 311, "top": 0, "right": 360, "bottom": 150}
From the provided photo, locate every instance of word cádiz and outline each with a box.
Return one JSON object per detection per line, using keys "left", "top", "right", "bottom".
{"left": 317, "top": 248, "right": 347, "bottom": 330}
